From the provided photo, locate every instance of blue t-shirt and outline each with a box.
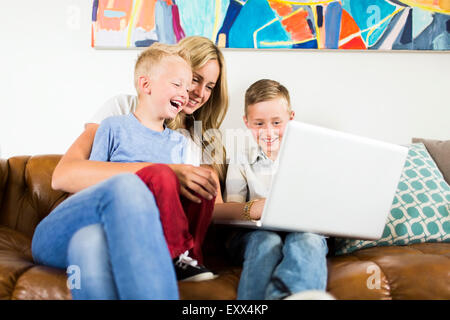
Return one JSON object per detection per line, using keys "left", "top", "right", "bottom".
{"left": 89, "top": 113, "right": 187, "bottom": 164}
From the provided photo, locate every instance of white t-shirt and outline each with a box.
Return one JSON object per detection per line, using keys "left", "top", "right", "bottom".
{"left": 88, "top": 94, "right": 202, "bottom": 166}
{"left": 89, "top": 94, "right": 139, "bottom": 123}
{"left": 224, "top": 145, "right": 279, "bottom": 203}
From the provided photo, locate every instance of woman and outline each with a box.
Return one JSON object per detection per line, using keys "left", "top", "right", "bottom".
{"left": 32, "top": 36, "right": 232, "bottom": 300}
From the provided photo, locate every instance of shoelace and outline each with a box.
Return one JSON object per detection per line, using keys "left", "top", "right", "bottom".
{"left": 175, "top": 251, "right": 199, "bottom": 269}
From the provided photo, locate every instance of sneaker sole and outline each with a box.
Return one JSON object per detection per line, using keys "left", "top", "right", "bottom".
{"left": 180, "top": 272, "right": 218, "bottom": 282}
{"left": 283, "top": 290, "right": 335, "bottom": 300}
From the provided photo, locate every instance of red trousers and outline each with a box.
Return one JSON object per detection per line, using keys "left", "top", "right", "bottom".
{"left": 135, "top": 164, "right": 215, "bottom": 265}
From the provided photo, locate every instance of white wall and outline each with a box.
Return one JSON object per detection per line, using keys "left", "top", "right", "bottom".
{"left": 1, "top": 0, "right": 449, "bottom": 159}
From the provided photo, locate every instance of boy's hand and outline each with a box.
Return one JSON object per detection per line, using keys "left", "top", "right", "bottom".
{"left": 250, "top": 198, "right": 266, "bottom": 220}
{"left": 168, "top": 164, "right": 218, "bottom": 203}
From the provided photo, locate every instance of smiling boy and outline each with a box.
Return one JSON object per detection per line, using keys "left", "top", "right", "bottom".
{"left": 88, "top": 43, "right": 217, "bottom": 283}
{"left": 89, "top": 43, "right": 192, "bottom": 164}
{"left": 243, "top": 80, "right": 294, "bottom": 162}
{"left": 224, "top": 79, "right": 333, "bottom": 300}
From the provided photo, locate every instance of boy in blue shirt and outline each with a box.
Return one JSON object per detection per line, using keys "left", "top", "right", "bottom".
{"left": 225, "top": 79, "right": 333, "bottom": 299}
{"left": 89, "top": 43, "right": 215, "bottom": 282}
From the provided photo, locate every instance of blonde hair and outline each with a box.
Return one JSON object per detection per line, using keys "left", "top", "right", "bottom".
{"left": 245, "top": 79, "right": 291, "bottom": 115}
{"left": 134, "top": 42, "right": 191, "bottom": 92}
{"left": 166, "top": 36, "right": 229, "bottom": 184}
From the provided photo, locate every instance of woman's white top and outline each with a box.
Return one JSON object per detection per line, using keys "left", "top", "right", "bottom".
{"left": 88, "top": 94, "right": 202, "bottom": 166}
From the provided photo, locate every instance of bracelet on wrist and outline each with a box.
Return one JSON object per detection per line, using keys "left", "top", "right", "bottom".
{"left": 242, "top": 199, "right": 256, "bottom": 221}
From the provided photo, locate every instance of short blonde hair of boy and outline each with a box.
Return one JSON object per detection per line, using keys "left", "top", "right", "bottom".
{"left": 244, "top": 79, "right": 291, "bottom": 115}
{"left": 134, "top": 42, "right": 191, "bottom": 92}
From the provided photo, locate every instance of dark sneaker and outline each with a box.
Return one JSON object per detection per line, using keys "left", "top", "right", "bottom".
{"left": 173, "top": 251, "right": 217, "bottom": 282}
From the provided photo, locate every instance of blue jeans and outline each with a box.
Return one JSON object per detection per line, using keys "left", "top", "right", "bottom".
{"left": 228, "top": 230, "right": 328, "bottom": 300}
{"left": 31, "top": 173, "right": 179, "bottom": 300}
{"left": 67, "top": 224, "right": 117, "bottom": 299}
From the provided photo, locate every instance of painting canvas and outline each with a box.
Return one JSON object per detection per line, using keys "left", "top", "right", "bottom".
{"left": 92, "top": 0, "right": 450, "bottom": 50}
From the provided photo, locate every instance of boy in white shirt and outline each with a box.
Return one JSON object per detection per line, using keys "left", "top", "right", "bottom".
{"left": 224, "top": 79, "right": 332, "bottom": 300}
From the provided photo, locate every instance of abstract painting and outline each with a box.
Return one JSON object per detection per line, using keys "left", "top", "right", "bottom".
{"left": 92, "top": 0, "right": 450, "bottom": 50}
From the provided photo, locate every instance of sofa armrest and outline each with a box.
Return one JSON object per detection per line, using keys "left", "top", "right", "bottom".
{"left": 0, "top": 159, "right": 8, "bottom": 217}
{"left": 0, "top": 155, "right": 69, "bottom": 238}
{"left": 0, "top": 225, "right": 72, "bottom": 300}
{"left": 0, "top": 225, "right": 34, "bottom": 299}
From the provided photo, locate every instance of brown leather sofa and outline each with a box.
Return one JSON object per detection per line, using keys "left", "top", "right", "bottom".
{"left": 1, "top": 154, "right": 449, "bottom": 300}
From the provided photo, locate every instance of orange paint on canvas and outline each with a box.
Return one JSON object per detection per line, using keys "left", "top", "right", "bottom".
{"left": 281, "top": 10, "right": 313, "bottom": 42}
{"left": 96, "top": 0, "right": 133, "bottom": 31}
{"left": 91, "top": 24, "right": 95, "bottom": 47}
{"left": 136, "top": 0, "right": 157, "bottom": 31}
{"left": 440, "top": 0, "right": 450, "bottom": 11}
{"left": 339, "top": 36, "right": 367, "bottom": 50}
{"left": 268, "top": 0, "right": 293, "bottom": 16}
{"left": 339, "top": 9, "right": 360, "bottom": 41}
{"left": 398, "top": 0, "right": 450, "bottom": 11}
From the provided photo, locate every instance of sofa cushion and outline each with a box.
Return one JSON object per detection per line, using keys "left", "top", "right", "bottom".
{"left": 335, "top": 143, "right": 450, "bottom": 255}
{"left": 328, "top": 243, "right": 450, "bottom": 299}
{"left": 412, "top": 137, "right": 450, "bottom": 184}
{"left": 0, "top": 223, "right": 241, "bottom": 300}
{"left": 0, "top": 156, "right": 68, "bottom": 238}
{"left": 11, "top": 265, "right": 71, "bottom": 300}
{"left": 0, "top": 225, "right": 35, "bottom": 299}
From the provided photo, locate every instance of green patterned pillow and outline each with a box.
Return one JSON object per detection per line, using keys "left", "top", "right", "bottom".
{"left": 335, "top": 143, "right": 450, "bottom": 255}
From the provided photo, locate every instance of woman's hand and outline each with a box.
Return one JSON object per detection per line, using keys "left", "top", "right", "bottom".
{"left": 168, "top": 164, "right": 218, "bottom": 203}
{"left": 249, "top": 198, "right": 266, "bottom": 220}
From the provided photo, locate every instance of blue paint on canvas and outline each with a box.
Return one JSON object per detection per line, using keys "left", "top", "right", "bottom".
{"left": 413, "top": 7, "right": 434, "bottom": 38}
{"left": 228, "top": 0, "right": 289, "bottom": 48}
{"left": 93, "top": 0, "right": 450, "bottom": 50}
{"left": 365, "top": 17, "right": 392, "bottom": 47}
{"left": 292, "top": 39, "right": 318, "bottom": 49}
{"left": 342, "top": 0, "right": 397, "bottom": 47}
{"left": 92, "top": 0, "right": 98, "bottom": 21}
{"left": 325, "top": 2, "right": 342, "bottom": 49}
{"left": 176, "top": 0, "right": 230, "bottom": 40}
{"left": 257, "top": 21, "right": 292, "bottom": 49}
{"left": 104, "top": 10, "right": 126, "bottom": 18}
{"left": 216, "top": 0, "right": 244, "bottom": 47}
{"left": 155, "top": 0, "right": 176, "bottom": 44}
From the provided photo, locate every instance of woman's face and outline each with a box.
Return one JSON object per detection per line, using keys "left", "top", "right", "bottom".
{"left": 183, "top": 59, "right": 220, "bottom": 115}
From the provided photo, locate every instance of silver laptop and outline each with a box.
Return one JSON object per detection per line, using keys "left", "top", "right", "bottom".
{"left": 217, "top": 121, "right": 408, "bottom": 240}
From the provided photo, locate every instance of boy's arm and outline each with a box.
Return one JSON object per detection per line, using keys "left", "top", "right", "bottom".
{"left": 212, "top": 163, "right": 250, "bottom": 220}
{"left": 223, "top": 163, "right": 248, "bottom": 203}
